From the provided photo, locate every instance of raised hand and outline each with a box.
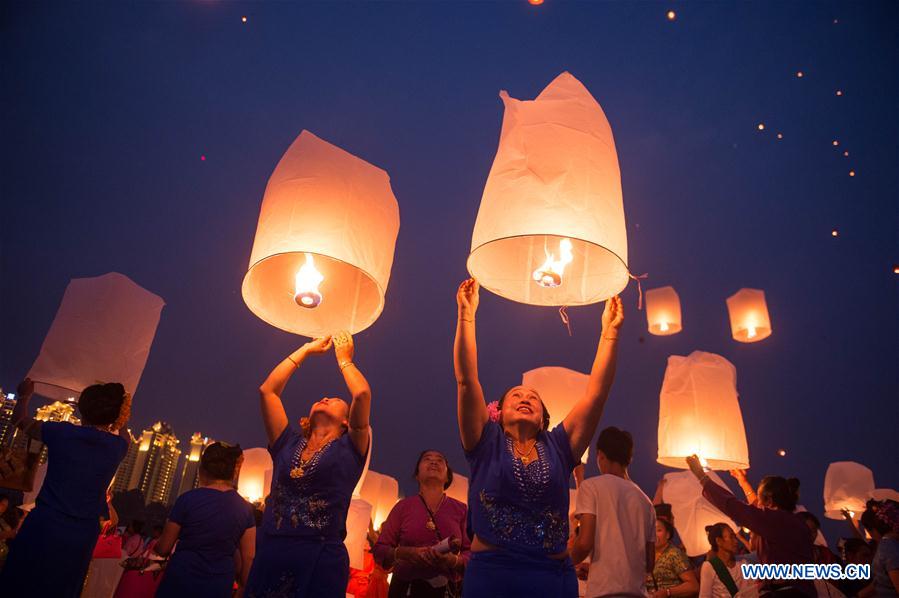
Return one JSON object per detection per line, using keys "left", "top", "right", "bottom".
{"left": 729, "top": 469, "right": 749, "bottom": 482}
{"left": 332, "top": 331, "right": 354, "bottom": 366}
{"left": 16, "top": 378, "right": 34, "bottom": 398}
{"left": 302, "top": 336, "right": 332, "bottom": 355}
{"left": 686, "top": 454, "right": 706, "bottom": 480}
{"left": 456, "top": 278, "right": 480, "bottom": 320}
{"left": 601, "top": 295, "right": 624, "bottom": 335}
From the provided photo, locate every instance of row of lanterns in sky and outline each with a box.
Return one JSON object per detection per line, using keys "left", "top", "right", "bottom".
{"left": 646, "top": 286, "right": 773, "bottom": 342}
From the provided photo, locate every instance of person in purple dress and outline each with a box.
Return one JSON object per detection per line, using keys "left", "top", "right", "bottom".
{"left": 453, "top": 278, "right": 624, "bottom": 598}
{"left": 0, "top": 378, "right": 130, "bottom": 597}
{"left": 154, "top": 441, "right": 256, "bottom": 598}
{"left": 686, "top": 455, "right": 815, "bottom": 597}
{"left": 373, "top": 449, "right": 471, "bottom": 597}
{"left": 246, "top": 331, "right": 371, "bottom": 597}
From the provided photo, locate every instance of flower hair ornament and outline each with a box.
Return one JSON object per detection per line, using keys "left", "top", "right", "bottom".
{"left": 873, "top": 500, "right": 899, "bottom": 534}
{"left": 112, "top": 391, "right": 132, "bottom": 432}
{"left": 486, "top": 401, "right": 500, "bottom": 423}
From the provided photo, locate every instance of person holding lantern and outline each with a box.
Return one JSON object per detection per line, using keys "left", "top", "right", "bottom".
{"left": 453, "top": 278, "right": 624, "bottom": 597}
{"left": 246, "top": 331, "right": 371, "bottom": 598}
{"left": 373, "top": 449, "right": 470, "bottom": 597}
{"left": 686, "top": 455, "right": 815, "bottom": 597}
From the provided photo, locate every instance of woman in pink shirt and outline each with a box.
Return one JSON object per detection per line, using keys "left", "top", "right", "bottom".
{"left": 373, "top": 450, "right": 470, "bottom": 598}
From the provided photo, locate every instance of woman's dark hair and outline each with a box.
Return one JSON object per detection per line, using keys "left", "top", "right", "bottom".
{"left": 413, "top": 450, "right": 454, "bottom": 490}
{"left": 657, "top": 517, "right": 676, "bottom": 542}
{"left": 705, "top": 522, "right": 731, "bottom": 552}
{"left": 860, "top": 499, "right": 896, "bottom": 536}
{"left": 758, "top": 476, "right": 799, "bottom": 511}
{"left": 595, "top": 426, "right": 633, "bottom": 466}
{"left": 655, "top": 503, "right": 673, "bottom": 522}
{"left": 200, "top": 442, "right": 243, "bottom": 481}
{"left": 78, "top": 382, "right": 126, "bottom": 426}
{"left": 498, "top": 387, "right": 551, "bottom": 431}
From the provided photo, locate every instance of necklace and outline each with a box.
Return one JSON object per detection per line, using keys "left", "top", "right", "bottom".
{"left": 512, "top": 438, "right": 538, "bottom": 465}
{"left": 419, "top": 493, "right": 446, "bottom": 532}
{"left": 289, "top": 436, "right": 336, "bottom": 479}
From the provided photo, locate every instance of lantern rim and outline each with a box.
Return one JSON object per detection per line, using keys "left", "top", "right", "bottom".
{"left": 656, "top": 456, "right": 750, "bottom": 471}
{"left": 242, "top": 250, "right": 386, "bottom": 337}
{"left": 467, "top": 232, "right": 629, "bottom": 306}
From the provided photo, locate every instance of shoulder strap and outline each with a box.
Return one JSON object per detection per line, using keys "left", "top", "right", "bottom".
{"left": 708, "top": 556, "right": 739, "bottom": 597}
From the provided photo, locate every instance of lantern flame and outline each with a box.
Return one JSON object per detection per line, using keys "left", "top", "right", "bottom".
{"left": 746, "top": 325, "right": 757, "bottom": 339}
{"left": 659, "top": 321, "right": 670, "bottom": 333}
{"left": 698, "top": 455, "right": 710, "bottom": 470}
{"left": 533, "top": 238, "right": 574, "bottom": 288}
{"left": 294, "top": 253, "right": 324, "bottom": 308}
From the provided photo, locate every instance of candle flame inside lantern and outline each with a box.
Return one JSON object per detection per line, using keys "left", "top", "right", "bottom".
{"left": 294, "top": 253, "right": 324, "bottom": 308}
{"left": 533, "top": 238, "right": 574, "bottom": 288}
{"left": 659, "top": 321, "right": 670, "bottom": 333}
{"left": 698, "top": 455, "right": 710, "bottom": 470}
{"left": 746, "top": 325, "right": 757, "bottom": 339}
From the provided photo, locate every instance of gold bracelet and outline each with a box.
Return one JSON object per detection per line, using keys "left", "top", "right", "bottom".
{"left": 601, "top": 335, "right": 619, "bottom": 341}
{"left": 287, "top": 356, "right": 300, "bottom": 368}
{"left": 459, "top": 317, "right": 475, "bottom": 323}
{"left": 339, "top": 361, "right": 354, "bottom": 371}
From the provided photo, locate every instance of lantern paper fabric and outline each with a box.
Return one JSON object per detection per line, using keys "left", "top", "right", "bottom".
{"left": 237, "top": 448, "right": 273, "bottom": 503}
{"left": 446, "top": 473, "right": 469, "bottom": 505}
{"left": 522, "top": 366, "right": 590, "bottom": 463}
{"left": 726, "top": 288, "right": 772, "bottom": 343}
{"left": 645, "top": 286, "right": 683, "bottom": 336}
{"left": 242, "top": 130, "right": 400, "bottom": 337}
{"left": 872, "top": 489, "right": 899, "bottom": 503}
{"left": 823, "top": 461, "right": 875, "bottom": 519}
{"left": 657, "top": 351, "right": 750, "bottom": 470}
{"left": 468, "top": 72, "right": 629, "bottom": 306}
{"left": 360, "top": 470, "right": 399, "bottom": 530}
{"left": 345, "top": 498, "right": 373, "bottom": 570}
{"left": 353, "top": 426, "right": 373, "bottom": 498}
{"left": 27, "top": 272, "right": 165, "bottom": 401}
{"left": 662, "top": 470, "right": 738, "bottom": 557}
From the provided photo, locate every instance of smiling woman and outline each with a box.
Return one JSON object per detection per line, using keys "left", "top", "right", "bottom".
{"left": 452, "top": 277, "right": 624, "bottom": 597}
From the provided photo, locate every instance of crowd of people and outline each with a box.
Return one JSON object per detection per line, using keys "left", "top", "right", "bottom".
{"left": 0, "top": 279, "right": 897, "bottom": 598}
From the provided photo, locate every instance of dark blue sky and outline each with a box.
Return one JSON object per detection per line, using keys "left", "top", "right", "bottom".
{"left": 2, "top": 1, "right": 896, "bottom": 540}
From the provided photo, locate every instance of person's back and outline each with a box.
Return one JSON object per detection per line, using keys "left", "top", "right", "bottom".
{"left": 576, "top": 474, "right": 655, "bottom": 597}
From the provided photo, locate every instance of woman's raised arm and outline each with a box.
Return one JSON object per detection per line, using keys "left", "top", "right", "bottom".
{"left": 258, "top": 337, "right": 332, "bottom": 446}
{"left": 333, "top": 331, "right": 371, "bottom": 457}
{"left": 454, "top": 279, "right": 488, "bottom": 451}
{"left": 562, "top": 296, "right": 624, "bottom": 460}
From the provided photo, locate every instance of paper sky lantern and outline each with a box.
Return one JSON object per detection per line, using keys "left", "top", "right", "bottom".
{"left": 645, "top": 286, "right": 683, "bottom": 336}
{"left": 663, "top": 470, "right": 738, "bottom": 557}
{"left": 657, "top": 351, "right": 749, "bottom": 470}
{"left": 522, "top": 366, "right": 590, "bottom": 463}
{"left": 467, "top": 72, "right": 629, "bottom": 306}
{"left": 345, "top": 498, "right": 373, "bottom": 570}
{"left": 237, "top": 447, "right": 273, "bottom": 503}
{"left": 242, "top": 130, "right": 400, "bottom": 337}
{"left": 352, "top": 427, "right": 374, "bottom": 498}
{"left": 446, "top": 473, "right": 469, "bottom": 505}
{"left": 27, "top": 272, "right": 164, "bottom": 401}
{"left": 823, "top": 461, "right": 875, "bottom": 519}
{"left": 872, "top": 488, "right": 899, "bottom": 503}
{"left": 360, "top": 470, "right": 399, "bottom": 530}
{"left": 726, "top": 288, "right": 772, "bottom": 343}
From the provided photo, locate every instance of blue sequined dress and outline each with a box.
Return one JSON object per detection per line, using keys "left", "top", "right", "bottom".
{"left": 246, "top": 426, "right": 366, "bottom": 598}
{"left": 463, "top": 421, "right": 578, "bottom": 597}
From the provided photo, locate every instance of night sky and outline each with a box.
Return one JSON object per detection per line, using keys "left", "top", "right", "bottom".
{"left": 2, "top": 1, "right": 897, "bottom": 541}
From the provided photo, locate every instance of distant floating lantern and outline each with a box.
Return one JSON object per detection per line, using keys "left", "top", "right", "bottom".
{"left": 831, "top": 229, "right": 839, "bottom": 237}
{"left": 666, "top": 10, "right": 676, "bottom": 21}
{"left": 468, "top": 72, "right": 629, "bottom": 306}
{"left": 645, "top": 286, "right": 683, "bottom": 336}
{"left": 237, "top": 447, "right": 273, "bottom": 503}
{"left": 849, "top": 170, "right": 856, "bottom": 177}
{"left": 777, "top": 449, "right": 787, "bottom": 457}
{"left": 796, "top": 71, "right": 804, "bottom": 78}
{"left": 241, "top": 15, "right": 247, "bottom": 22}
{"left": 522, "top": 367, "right": 591, "bottom": 462}
{"left": 823, "top": 461, "right": 875, "bottom": 519}
{"left": 726, "top": 288, "right": 772, "bottom": 343}
{"left": 777, "top": 133, "right": 783, "bottom": 139}
{"left": 893, "top": 264, "right": 899, "bottom": 275}
{"left": 200, "top": 155, "right": 206, "bottom": 161}
{"left": 528, "top": 0, "right": 544, "bottom": 5}
{"left": 832, "top": 140, "right": 839, "bottom": 146}
{"left": 242, "top": 130, "right": 400, "bottom": 337}
{"left": 843, "top": 151, "right": 849, "bottom": 157}
{"left": 657, "top": 351, "right": 750, "bottom": 470}
{"left": 757, "top": 123, "right": 765, "bottom": 131}
{"left": 836, "top": 90, "right": 843, "bottom": 96}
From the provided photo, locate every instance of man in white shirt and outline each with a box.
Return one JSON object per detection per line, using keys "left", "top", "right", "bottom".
{"left": 570, "top": 426, "right": 656, "bottom": 598}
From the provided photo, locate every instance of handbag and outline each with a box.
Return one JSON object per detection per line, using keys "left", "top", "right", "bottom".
{"left": 0, "top": 432, "right": 42, "bottom": 492}
{"left": 93, "top": 533, "right": 124, "bottom": 559}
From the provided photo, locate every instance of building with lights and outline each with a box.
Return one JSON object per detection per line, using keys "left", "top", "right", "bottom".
{"left": 127, "top": 422, "right": 182, "bottom": 505}
{"left": 176, "top": 432, "right": 214, "bottom": 498}
{"left": 12, "top": 400, "right": 82, "bottom": 463}
{"left": 0, "top": 391, "right": 17, "bottom": 448}
{"left": 110, "top": 429, "right": 140, "bottom": 494}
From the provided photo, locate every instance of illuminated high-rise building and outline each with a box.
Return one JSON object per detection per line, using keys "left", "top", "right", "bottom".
{"left": 128, "top": 422, "right": 182, "bottom": 506}
{"left": 16, "top": 399, "right": 82, "bottom": 463}
{"left": 176, "top": 432, "right": 213, "bottom": 497}
{"left": 0, "top": 391, "right": 17, "bottom": 448}
{"left": 110, "top": 429, "right": 140, "bottom": 494}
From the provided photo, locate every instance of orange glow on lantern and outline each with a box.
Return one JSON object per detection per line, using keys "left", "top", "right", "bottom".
{"left": 528, "top": 0, "right": 544, "bottom": 4}
{"left": 796, "top": 71, "right": 804, "bottom": 78}
{"left": 532, "top": 238, "right": 574, "bottom": 288}
{"left": 294, "top": 253, "right": 324, "bottom": 308}
{"left": 726, "top": 288, "right": 772, "bottom": 343}
{"left": 645, "top": 286, "right": 683, "bottom": 336}
{"left": 849, "top": 170, "right": 855, "bottom": 177}
{"left": 666, "top": 10, "right": 676, "bottom": 21}
{"left": 831, "top": 229, "right": 839, "bottom": 237}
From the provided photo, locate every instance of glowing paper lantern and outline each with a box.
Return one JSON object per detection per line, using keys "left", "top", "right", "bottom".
{"left": 237, "top": 447, "right": 273, "bottom": 503}
{"left": 345, "top": 498, "right": 373, "bottom": 570}
{"left": 242, "top": 130, "right": 400, "bottom": 337}
{"left": 726, "top": 288, "right": 772, "bottom": 343}
{"left": 823, "top": 461, "right": 875, "bottom": 519}
{"left": 645, "top": 286, "right": 683, "bottom": 336}
{"left": 662, "top": 470, "right": 738, "bottom": 557}
{"left": 446, "top": 473, "right": 469, "bottom": 505}
{"left": 352, "top": 427, "right": 373, "bottom": 498}
{"left": 27, "top": 273, "right": 165, "bottom": 400}
{"left": 872, "top": 489, "right": 899, "bottom": 502}
{"left": 522, "top": 366, "right": 590, "bottom": 463}
{"left": 360, "top": 470, "right": 399, "bottom": 530}
{"left": 657, "top": 351, "right": 749, "bottom": 470}
{"left": 468, "top": 72, "right": 629, "bottom": 306}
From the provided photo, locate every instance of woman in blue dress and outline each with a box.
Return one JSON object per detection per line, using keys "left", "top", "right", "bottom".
{"left": 0, "top": 378, "right": 130, "bottom": 597}
{"left": 246, "top": 330, "right": 371, "bottom": 597}
{"left": 453, "top": 278, "right": 624, "bottom": 598}
{"left": 154, "top": 441, "right": 256, "bottom": 597}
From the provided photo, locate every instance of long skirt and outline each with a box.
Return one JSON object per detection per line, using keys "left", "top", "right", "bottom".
{"left": 246, "top": 533, "right": 350, "bottom": 598}
{"left": 0, "top": 505, "right": 100, "bottom": 597}
{"left": 462, "top": 550, "right": 577, "bottom": 598}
